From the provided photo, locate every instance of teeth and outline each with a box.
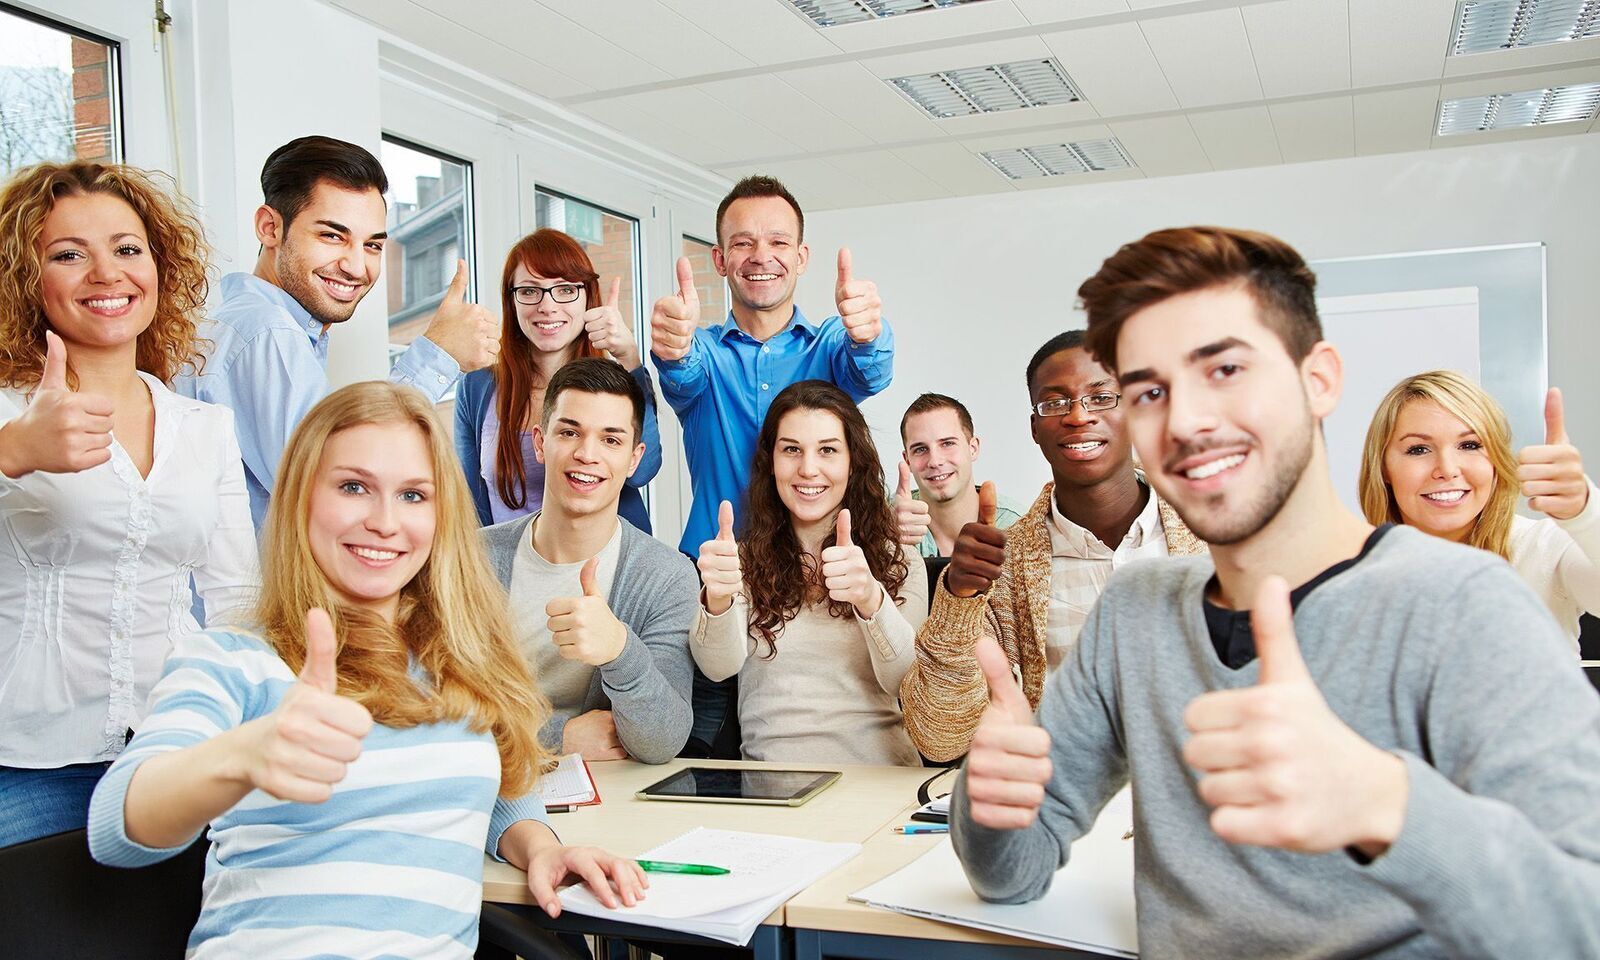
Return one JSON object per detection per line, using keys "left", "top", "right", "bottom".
{"left": 795, "top": 485, "right": 826, "bottom": 495}
{"left": 928, "top": 473, "right": 953, "bottom": 482}
{"left": 746, "top": 274, "right": 778, "bottom": 281}
{"left": 351, "top": 546, "right": 398, "bottom": 561}
{"left": 1184, "top": 453, "right": 1246, "bottom": 481}
{"left": 568, "top": 472, "right": 601, "bottom": 483}
{"left": 85, "top": 296, "right": 131, "bottom": 310}
{"left": 536, "top": 321, "right": 565, "bottom": 330}
{"left": 1423, "top": 490, "right": 1467, "bottom": 503}
{"left": 1065, "top": 441, "right": 1105, "bottom": 451}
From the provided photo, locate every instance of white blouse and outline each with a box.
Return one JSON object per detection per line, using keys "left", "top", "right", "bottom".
{"left": 0, "top": 372, "right": 257, "bottom": 767}
{"left": 1510, "top": 477, "right": 1600, "bottom": 659}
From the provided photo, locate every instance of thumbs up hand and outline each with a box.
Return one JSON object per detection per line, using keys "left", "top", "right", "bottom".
{"left": 422, "top": 259, "right": 500, "bottom": 373}
{"left": 1182, "top": 577, "right": 1408, "bottom": 856}
{"left": 821, "top": 508, "right": 881, "bottom": 617}
{"left": 0, "top": 331, "right": 116, "bottom": 479}
{"left": 834, "top": 248, "right": 881, "bottom": 345}
{"left": 894, "top": 461, "right": 932, "bottom": 547}
{"left": 1518, "top": 387, "right": 1589, "bottom": 521}
{"left": 946, "top": 482, "right": 1006, "bottom": 598}
{"left": 546, "top": 557, "right": 627, "bottom": 666}
{"left": 242, "top": 608, "right": 373, "bottom": 804}
{"left": 697, "top": 500, "right": 743, "bottom": 616}
{"left": 965, "top": 635, "right": 1052, "bottom": 830}
{"left": 583, "top": 277, "right": 641, "bottom": 370}
{"left": 650, "top": 257, "right": 700, "bottom": 362}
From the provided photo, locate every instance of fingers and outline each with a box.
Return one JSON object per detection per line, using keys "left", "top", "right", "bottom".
{"left": 836, "top": 247, "right": 852, "bottom": 289}
{"left": 975, "top": 635, "right": 1031, "bottom": 719}
{"left": 526, "top": 865, "right": 560, "bottom": 918}
{"left": 675, "top": 256, "right": 698, "bottom": 306}
{"left": 977, "top": 481, "right": 998, "bottom": 526}
{"left": 579, "top": 556, "right": 601, "bottom": 598}
{"left": 1545, "top": 387, "right": 1568, "bottom": 445}
{"left": 41, "top": 330, "right": 68, "bottom": 391}
{"left": 607, "top": 276, "right": 621, "bottom": 308}
{"left": 1250, "top": 576, "right": 1309, "bottom": 686}
{"left": 717, "top": 499, "right": 735, "bottom": 541}
{"left": 445, "top": 258, "right": 469, "bottom": 303}
{"left": 835, "top": 507, "right": 852, "bottom": 547}
{"left": 1196, "top": 769, "right": 1273, "bottom": 809}
{"left": 300, "top": 608, "right": 338, "bottom": 693}
{"left": 575, "top": 853, "right": 620, "bottom": 909}
{"left": 896, "top": 461, "right": 913, "bottom": 499}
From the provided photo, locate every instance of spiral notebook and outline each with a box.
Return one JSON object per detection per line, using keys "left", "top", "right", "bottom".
{"left": 532, "top": 753, "right": 600, "bottom": 808}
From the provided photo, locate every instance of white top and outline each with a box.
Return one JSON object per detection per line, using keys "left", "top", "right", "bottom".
{"left": 1044, "top": 484, "right": 1170, "bottom": 667}
{"left": 508, "top": 514, "right": 622, "bottom": 715}
{"left": 1509, "top": 478, "right": 1600, "bottom": 657}
{"left": 0, "top": 373, "right": 257, "bottom": 767}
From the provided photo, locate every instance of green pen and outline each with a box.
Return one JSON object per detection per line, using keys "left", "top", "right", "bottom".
{"left": 635, "top": 859, "right": 730, "bottom": 876}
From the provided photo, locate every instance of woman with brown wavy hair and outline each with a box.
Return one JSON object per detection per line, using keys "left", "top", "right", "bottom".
{"left": 691, "top": 379, "right": 927, "bottom": 764}
{"left": 0, "top": 161, "right": 255, "bottom": 847}
{"left": 455, "top": 228, "right": 662, "bottom": 532}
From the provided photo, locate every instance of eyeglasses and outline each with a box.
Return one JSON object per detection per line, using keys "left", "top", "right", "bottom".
{"left": 509, "top": 282, "right": 584, "bottom": 305}
{"left": 1031, "top": 392, "right": 1120, "bottom": 418}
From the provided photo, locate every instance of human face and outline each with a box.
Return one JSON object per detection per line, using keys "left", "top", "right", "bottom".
{"left": 1382, "top": 400, "right": 1494, "bottom": 542}
{"left": 773, "top": 408, "right": 849, "bottom": 528}
{"left": 1115, "top": 284, "right": 1336, "bottom": 546}
{"left": 533, "top": 389, "right": 644, "bottom": 520}
{"left": 260, "top": 181, "right": 386, "bottom": 325}
{"left": 307, "top": 422, "right": 436, "bottom": 622}
{"left": 512, "top": 264, "right": 588, "bottom": 354}
{"left": 1029, "top": 347, "right": 1132, "bottom": 490}
{"left": 713, "top": 196, "right": 809, "bottom": 314}
{"left": 903, "top": 408, "right": 977, "bottom": 503}
{"left": 37, "top": 192, "right": 158, "bottom": 353}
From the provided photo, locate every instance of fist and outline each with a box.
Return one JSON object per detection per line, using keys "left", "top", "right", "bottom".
{"left": 0, "top": 331, "right": 114, "bottom": 478}
{"left": 698, "top": 500, "right": 742, "bottom": 616}
{"left": 820, "top": 509, "right": 881, "bottom": 617}
{"left": 894, "top": 461, "right": 931, "bottom": 547}
{"left": 965, "top": 635, "right": 1051, "bottom": 830}
{"left": 650, "top": 256, "right": 699, "bottom": 362}
{"left": 584, "top": 277, "right": 640, "bottom": 370}
{"left": 946, "top": 482, "right": 1005, "bottom": 598}
{"left": 834, "top": 247, "right": 881, "bottom": 345}
{"left": 423, "top": 259, "right": 500, "bottom": 372}
{"left": 1519, "top": 387, "right": 1589, "bottom": 521}
{"left": 561, "top": 709, "right": 627, "bottom": 762}
{"left": 545, "top": 558, "right": 627, "bottom": 666}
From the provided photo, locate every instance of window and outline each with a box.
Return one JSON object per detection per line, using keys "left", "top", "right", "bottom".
{"left": 0, "top": 6, "right": 120, "bottom": 179}
{"left": 380, "top": 136, "right": 474, "bottom": 355}
{"left": 534, "top": 188, "right": 640, "bottom": 342}
{"left": 682, "top": 235, "right": 729, "bottom": 329}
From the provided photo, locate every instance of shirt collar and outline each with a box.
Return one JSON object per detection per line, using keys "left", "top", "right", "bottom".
{"left": 714, "top": 306, "right": 816, "bottom": 344}
{"left": 223, "top": 271, "right": 323, "bottom": 344}
{"left": 1048, "top": 480, "right": 1164, "bottom": 555}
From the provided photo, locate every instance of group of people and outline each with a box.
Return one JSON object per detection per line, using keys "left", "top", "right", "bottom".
{"left": 0, "top": 130, "right": 1595, "bottom": 957}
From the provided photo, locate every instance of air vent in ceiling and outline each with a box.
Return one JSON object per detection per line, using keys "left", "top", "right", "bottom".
{"left": 980, "top": 139, "right": 1135, "bottom": 180}
{"left": 1436, "top": 82, "right": 1600, "bottom": 134}
{"left": 785, "top": 0, "right": 992, "bottom": 28}
{"left": 890, "top": 59, "right": 1082, "bottom": 119}
{"left": 1450, "top": 0, "right": 1600, "bottom": 55}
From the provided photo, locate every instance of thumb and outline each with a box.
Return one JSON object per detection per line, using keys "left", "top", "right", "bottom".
{"left": 897, "top": 460, "right": 912, "bottom": 499}
{"left": 41, "top": 330, "right": 68, "bottom": 391}
{"left": 976, "top": 635, "right": 1031, "bottom": 720}
{"left": 836, "top": 247, "right": 853, "bottom": 289}
{"left": 1544, "top": 387, "right": 1568, "bottom": 445}
{"left": 675, "top": 257, "right": 698, "bottom": 305}
{"left": 835, "top": 507, "right": 852, "bottom": 547}
{"left": 1251, "top": 576, "right": 1310, "bottom": 685}
{"left": 717, "top": 499, "right": 735, "bottom": 541}
{"left": 606, "top": 276, "right": 621, "bottom": 309}
{"left": 300, "top": 607, "right": 338, "bottom": 694}
{"left": 579, "top": 556, "right": 601, "bottom": 598}
{"left": 445, "top": 259, "right": 469, "bottom": 303}
{"left": 977, "top": 481, "right": 998, "bottom": 526}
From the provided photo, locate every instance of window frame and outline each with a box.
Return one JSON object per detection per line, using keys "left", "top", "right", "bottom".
{"left": 378, "top": 132, "right": 478, "bottom": 358}
{"left": 532, "top": 183, "right": 646, "bottom": 348}
{"left": 0, "top": 1, "right": 126, "bottom": 173}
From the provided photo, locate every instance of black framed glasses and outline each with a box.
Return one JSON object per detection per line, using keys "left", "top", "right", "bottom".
{"left": 1032, "top": 392, "right": 1120, "bottom": 417}
{"left": 509, "top": 282, "right": 584, "bottom": 305}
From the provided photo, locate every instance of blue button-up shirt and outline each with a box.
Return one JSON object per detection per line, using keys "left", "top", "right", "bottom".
{"left": 174, "top": 272, "right": 461, "bottom": 528}
{"left": 652, "top": 307, "right": 893, "bottom": 553}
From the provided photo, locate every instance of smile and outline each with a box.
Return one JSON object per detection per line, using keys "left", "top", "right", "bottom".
{"left": 1422, "top": 490, "right": 1468, "bottom": 503}
{"left": 793, "top": 484, "right": 828, "bottom": 497}
{"left": 927, "top": 471, "right": 954, "bottom": 483}
{"left": 346, "top": 544, "right": 403, "bottom": 566}
{"left": 1184, "top": 453, "right": 1246, "bottom": 481}
{"left": 744, "top": 273, "right": 779, "bottom": 282}
{"left": 534, "top": 319, "right": 567, "bottom": 331}
{"left": 1060, "top": 439, "right": 1108, "bottom": 461}
{"left": 80, "top": 295, "right": 136, "bottom": 316}
{"left": 319, "top": 276, "right": 363, "bottom": 300}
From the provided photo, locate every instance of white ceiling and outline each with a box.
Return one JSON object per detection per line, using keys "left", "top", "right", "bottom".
{"left": 327, "top": 0, "right": 1600, "bottom": 209}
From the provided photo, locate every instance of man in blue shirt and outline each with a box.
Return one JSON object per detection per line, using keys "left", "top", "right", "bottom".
{"left": 176, "top": 136, "right": 499, "bottom": 527}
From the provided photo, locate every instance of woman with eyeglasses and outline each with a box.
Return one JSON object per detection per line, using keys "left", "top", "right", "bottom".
{"left": 456, "top": 228, "right": 662, "bottom": 531}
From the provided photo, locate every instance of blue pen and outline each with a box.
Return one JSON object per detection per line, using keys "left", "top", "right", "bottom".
{"left": 894, "top": 823, "right": 949, "bottom": 835}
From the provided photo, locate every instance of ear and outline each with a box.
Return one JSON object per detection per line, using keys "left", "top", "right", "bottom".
{"left": 968, "top": 435, "right": 981, "bottom": 461}
{"left": 795, "top": 242, "right": 810, "bottom": 276}
{"left": 710, "top": 245, "right": 728, "bottom": 279}
{"left": 254, "top": 205, "right": 283, "bottom": 248}
{"left": 1029, "top": 413, "right": 1043, "bottom": 448}
{"left": 627, "top": 440, "right": 645, "bottom": 478}
{"left": 531, "top": 423, "right": 546, "bottom": 465}
{"left": 1300, "top": 340, "right": 1343, "bottom": 422}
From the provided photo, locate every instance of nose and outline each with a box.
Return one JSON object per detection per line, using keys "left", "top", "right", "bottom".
{"left": 1432, "top": 448, "right": 1461, "bottom": 480}
{"left": 797, "top": 452, "right": 821, "bottom": 477}
{"left": 1164, "top": 386, "right": 1220, "bottom": 445}
{"left": 1062, "top": 399, "right": 1100, "bottom": 428}
{"left": 85, "top": 252, "right": 119, "bottom": 285}
{"left": 574, "top": 434, "right": 602, "bottom": 464}
{"left": 335, "top": 245, "right": 365, "bottom": 281}
{"left": 364, "top": 496, "right": 399, "bottom": 538}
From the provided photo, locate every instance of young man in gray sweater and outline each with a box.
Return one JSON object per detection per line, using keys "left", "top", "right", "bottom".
{"left": 481, "top": 359, "right": 698, "bottom": 763}
{"left": 951, "top": 226, "right": 1600, "bottom": 958}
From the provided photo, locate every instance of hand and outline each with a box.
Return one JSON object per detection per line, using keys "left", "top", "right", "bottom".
{"left": 546, "top": 558, "right": 627, "bottom": 666}
{"left": 965, "top": 635, "right": 1051, "bottom": 830}
{"left": 561, "top": 709, "right": 627, "bottom": 761}
{"left": 583, "top": 277, "right": 640, "bottom": 370}
{"left": 820, "top": 508, "right": 881, "bottom": 617}
{"left": 421, "top": 259, "right": 500, "bottom": 373}
{"left": 526, "top": 841, "right": 648, "bottom": 918}
{"left": 946, "top": 482, "right": 1005, "bottom": 598}
{"left": 894, "top": 461, "right": 931, "bottom": 547}
{"left": 1519, "top": 387, "right": 1588, "bottom": 521}
{"left": 697, "top": 500, "right": 742, "bottom": 616}
{"left": 835, "top": 248, "right": 881, "bottom": 345}
{"left": 239, "top": 608, "right": 373, "bottom": 803}
{"left": 650, "top": 257, "right": 699, "bottom": 362}
{"left": 0, "top": 331, "right": 114, "bottom": 478}
{"left": 1182, "top": 577, "right": 1408, "bottom": 857}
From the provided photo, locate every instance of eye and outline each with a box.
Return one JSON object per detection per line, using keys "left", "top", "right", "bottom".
{"left": 365, "top": 241, "right": 384, "bottom": 254}
{"left": 399, "top": 489, "right": 427, "bottom": 503}
{"left": 339, "top": 480, "right": 367, "bottom": 495}
{"left": 1209, "top": 363, "right": 1242, "bottom": 381}
{"left": 554, "top": 284, "right": 579, "bottom": 298}
{"left": 1460, "top": 440, "right": 1483, "bottom": 451}
{"left": 1131, "top": 386, "right": 1165, "bottom": 406}
{"left": 781, "top": 444, "right": 799, "bottom": 455}
{"left": 1088, "top": 393, "right": 1117, "bottom": 406}
{"left": 733, "top": 240, "right": 751, "bottom": 249}
{"left": 820, "top": 445, "right": 838, "bottom": 456}
{"left": 604, "top": 436, "right": 622, "bottom": 446}
{"left": 1404, "top": 445, "right": 1430, "bottom": 456}
{"left": 321, "top": 231, "right": 344, "bottom": 242}
{"left": 115, "top": 244, "right": 144, "bottom": 257}
{"left": 558, "top": 428, "right": 578, "bottom": 439}
{"left": 940, "top": 440, "right": 955, "bottom": 448}
{"left": 49, "top": 250, "right": 84, "bottom": 262}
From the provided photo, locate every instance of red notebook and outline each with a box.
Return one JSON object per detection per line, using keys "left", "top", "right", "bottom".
{"left": 534, "top": 753, "right": 602, "bottom": 810}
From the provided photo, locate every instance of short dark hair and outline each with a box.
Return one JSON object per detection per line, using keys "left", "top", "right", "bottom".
{"left": 899, "top": 393, "right": 975, "bottom": 444}
{"left": 1078, "top": 226, "right": 1320, "bottom": 372}
{"left": 1025, "top": 329, "right": 1088, "bottom": 395}
{"left": 260, "top": 136, "right": 388, "bottom": 228}
{"left": 715, "top": 175, "right": 804, "bottom": 246}
{"left": 541, "top": 357, "right": 646, "bottom": 440}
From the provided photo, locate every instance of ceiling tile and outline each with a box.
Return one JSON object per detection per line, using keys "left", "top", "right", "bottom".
{"left": 1107, "top": 115, "right": 1212, "bottom": 176}
{"left": 1443, "top": 35, "right": 1600, "bottom": 78}
{"left": 1348, "top": 0, "right": 1454, "bottom": 86}
{"left": 1013, "top": 0, "right": 1129, "bottom": 26}
{"left": 959, "top": 121, "right": 1115, "bottom": 152}
{"left": 1139, "top": 8, "right": 1265, "bottom": 109}
{"left": 656, "top": 0, "right": 842, "bottom": 64}
{"left": 860, "top": 35, "right": 1053, "bottom": 79}
{"left": 1243, "top": 0, "right": 1352, "bottom": 99}
{"left": 891, "top": 141, "right": 1015, "bottom": 192}
{"left": 1268, "top": 95, "right": 1356, "bottom": 162}
{"left": 581, "top": 87, "right": 803, "bottom": 164}
{"left": 533, "top": 0, "right": 754, "bottom": 79}
{"left": 1351, "top": 84, "right": 1439, "bottom": 154}
{"left": 693, "top": 75, "right": 876, "bottom": 153}
{"left": 1187, "top": 105, "right": 1283, "bottom": 169}
{"left": 820, "top": 1, "right": 1029, "bottom": 53}
{"left": 934, "top": 100, "right": 1103, "bottom": 136}
{"left": 826, "top": 150, "right": 948, "bottom": 205}
{"left": 777, "top": 62, "right": 948, "bottom": 143}
{"left": 1041, "top": 22, "right": 1179, "bottom": 116}
{"left": 714, "top": 157, "right": 849, "bottom": 207}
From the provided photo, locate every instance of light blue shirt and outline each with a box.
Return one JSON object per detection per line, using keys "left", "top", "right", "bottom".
{"left": 175, "top": 273, "right": 461, "bottom": 528}
{"left": 651, "top": 307, "right": 893, "bottom": 553}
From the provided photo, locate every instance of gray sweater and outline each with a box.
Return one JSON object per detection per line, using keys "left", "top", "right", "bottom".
{"left": 482, "top": 515, "right": 698, "bottom": 764}
{"left": 952, "top": 526, "right": 1600, "bottom": 959}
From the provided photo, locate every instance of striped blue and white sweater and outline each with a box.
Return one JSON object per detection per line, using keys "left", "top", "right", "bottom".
{"left": 87, "top": 628, "right": 548, "bottom": 959}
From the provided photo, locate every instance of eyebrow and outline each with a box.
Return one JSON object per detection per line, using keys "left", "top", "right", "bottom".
{"left": 1117, "top": 338, "right": 1253, "bottom": 386}
{"left": 778, "top": 436, "right": 842, "bottom": 444}
{"left": 728, "top": 229, "right": 793, "bottom": 241}
{"left": 46, "top": 232, "right": 145, "bottom": 247}
{"left": 315, "top": 219, "right": 388, "bottom": 242}
{"left": 1397, "top": 430, "right": 1477, "bottom": 442}
{"left": 555, "top": 417, "right": 628, "bottom": 434}
{"left": 331, "top": 465, "right": 434, "bottom": 486}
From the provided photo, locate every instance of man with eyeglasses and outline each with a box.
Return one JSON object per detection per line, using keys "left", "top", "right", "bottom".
{"left": 900, "top": 329, "right": 1203, "bottom": 763}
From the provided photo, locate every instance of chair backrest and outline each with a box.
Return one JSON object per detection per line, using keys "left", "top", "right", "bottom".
{"left": 0, "top": 828, "right": 207, "bottom": 958}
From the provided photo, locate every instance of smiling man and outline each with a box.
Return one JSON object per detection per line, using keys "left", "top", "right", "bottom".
{"left": 481, "top": 359, "right": 697, "bottom": 764}
{"left": 176, "top": 135, "right": 500, "bottom": 527}
{"left": 900, "top": 330, "right": 1201, "bottom": 762}
{"left": 895, "top": 393, "right": 1024, "bottom": 558}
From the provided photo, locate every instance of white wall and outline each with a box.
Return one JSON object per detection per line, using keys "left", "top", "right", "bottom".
{"left": 798, "top": 134, "right": 1600, "bottom": 502}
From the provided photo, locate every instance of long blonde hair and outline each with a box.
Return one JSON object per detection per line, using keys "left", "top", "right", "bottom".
{"left": 1358, "top": 370, "right": 1519, "bottom": 560}
{"left": 259, "top": 382, "right": 549, "bottom": 796}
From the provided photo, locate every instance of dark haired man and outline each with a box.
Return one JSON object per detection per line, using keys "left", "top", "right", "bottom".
{"left": 176, "top": 135, "right": 499, "bottom": 526}
{"left": 952, "top": 227, "right": 1600, "bottom": 957}
{"left": 481, "top": 359, "right": 697, "bottom": 763}
{"left": 894, "top": 392, "right": 1023, "bottom": 558}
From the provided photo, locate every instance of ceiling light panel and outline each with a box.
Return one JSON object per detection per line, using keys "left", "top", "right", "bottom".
{"left": 786, "top": 0, "right": 992, "bottom": 28}
{"left": 980, "top": 138, "right": 1135, "bottom": 180}
{"left": 1436, "top": 81, "right": 1600, "bottom": 133}
{"left": 890, "top": 59, "right": 1082, "bottom": 119}
{"left": 1450, "top": 0, "right": 1600, "bottom": 55}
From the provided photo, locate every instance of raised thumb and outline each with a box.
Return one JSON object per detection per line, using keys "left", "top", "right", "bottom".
{"left": 897, "top": 460, "right": 913, "bottom": 499}
{"left": 1251, "top": 576, "right": 1310, "bottom": 685}
{"left": 606, "top": 276, "right": 622, "bottom": 308}
{"left": 445, "top": 258, "right": 469, "bottom": 302}
{"left": 836, "top": 247, "right": 853, "bottom": 289}
{"left": 300, "top": 607, "right": 339, "bottom": 694}
{"left": 835, "top": 507, "right": 852, "bottom": 546}
{"left": 675, "top": 256, "right": 698, "bottom": 305}
{"left": 717, "top": 499, "right": 735, "bottom": 541}
{"left": 977, "top": 481, "right": 998, "bottom": 526}
{"left": 41, "top": 330, "right": 68, "bottom": 391}
{"left": 976, "top": 635, "right": 1030, "bottom": 720}
{"left": 1545, "top": 387, "right": 1568, "bottom": 445}
{"left": 579, "top": 556, "right": 601, "bottom": 597}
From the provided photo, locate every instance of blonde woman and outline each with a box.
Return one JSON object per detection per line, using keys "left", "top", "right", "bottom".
{"left": 0, "top": 161, "right": 255, "bottom": 846}
{"left": 88, "top": 383, "right": 643, "bottom": 957}
{"left": 1358, "top": 370, "right": 1599, "bottom": 648}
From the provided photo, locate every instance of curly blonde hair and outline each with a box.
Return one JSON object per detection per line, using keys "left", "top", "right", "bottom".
{"left": 0, "top": 161, "right": 209, "bottom": 387}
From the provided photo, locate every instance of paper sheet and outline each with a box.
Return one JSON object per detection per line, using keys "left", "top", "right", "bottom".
{"left": 532, "top": 753, "right": 596, "bottom": 806}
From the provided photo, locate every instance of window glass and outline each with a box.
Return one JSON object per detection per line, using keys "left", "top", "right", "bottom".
{"left": 380, "top": 137, "right": 473, "bottom": 354}
{"left": 682, "top": 235, "right": 729, "bottom": 329}
{"left": 533, "top": 188, "right": 639, "bottom": 341}
{"left": 0, "top": 8, "right": 120, "bottom": 179}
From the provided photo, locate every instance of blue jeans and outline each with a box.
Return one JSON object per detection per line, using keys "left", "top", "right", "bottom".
{"left": 0, "top": 762, "right": 111, "bottom": 847}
